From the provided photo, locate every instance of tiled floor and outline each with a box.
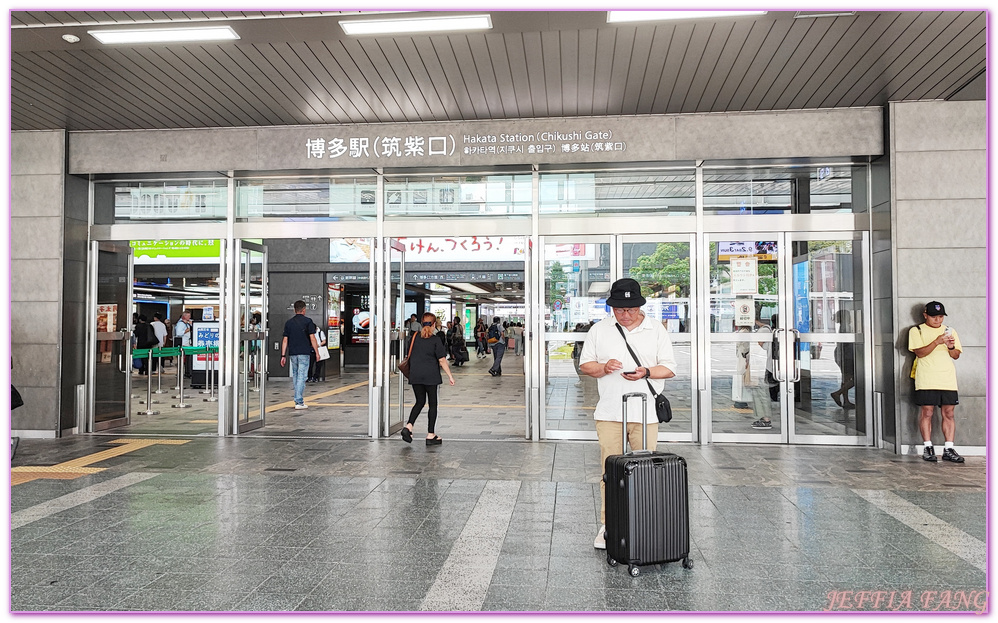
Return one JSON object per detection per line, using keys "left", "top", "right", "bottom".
{"left": 10, "top": 427, "right": 987, "bottom": 613}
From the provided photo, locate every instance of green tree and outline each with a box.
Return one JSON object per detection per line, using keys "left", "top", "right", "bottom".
{"left": 629, "top": 242, "right": 691, "bottom": 297}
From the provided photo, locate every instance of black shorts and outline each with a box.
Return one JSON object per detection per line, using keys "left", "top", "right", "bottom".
{"left": 914, "top": 390, "right": 959, "bottom": 406}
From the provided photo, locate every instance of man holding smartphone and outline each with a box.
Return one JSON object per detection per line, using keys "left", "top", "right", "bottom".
{"left": 579, "top": 278, "right": 678, "bottom": 549}
{"left": 908, "top": 301, "right": 963, "bottom": 462}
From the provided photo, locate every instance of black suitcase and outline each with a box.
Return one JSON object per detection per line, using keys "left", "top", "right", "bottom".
{"left": 603, "top": 392, "right": 693, "bottom": 576}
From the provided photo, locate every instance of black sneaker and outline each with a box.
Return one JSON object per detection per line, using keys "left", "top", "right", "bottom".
{"left": 942, "top": 448, "right": 965, "bottom": 463}
{"left": 751, "top": 419, "right": 772, "bottom": 429}
{"left": 922, "top": 446, "right": 938, "bottom": 462}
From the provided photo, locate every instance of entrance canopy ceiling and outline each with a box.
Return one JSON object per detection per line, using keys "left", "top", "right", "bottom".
{"left": 11, "top": 9, "right": 986, "bottom": 132}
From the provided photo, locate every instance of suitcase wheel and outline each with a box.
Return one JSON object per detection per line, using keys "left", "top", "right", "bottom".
{"left": 682, "top": 557, "right": 694, "bottom": 569}
{"left": 628, "top": 565, "right": 640, "bottom": 577}
{"left": 606, "top": 554, "right": 618, "bottom": 567}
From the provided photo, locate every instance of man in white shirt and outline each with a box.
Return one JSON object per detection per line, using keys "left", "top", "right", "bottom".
{"left": 150, "top": 312, "right": 168, "bottom": 371}
{"left": 174, "top": 310, "right": 193, "bottom": 377}
{"left": 579, "top": 278, "right": 678, "bottom": 550}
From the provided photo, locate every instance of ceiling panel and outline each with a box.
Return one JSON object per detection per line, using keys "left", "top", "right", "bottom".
{"left": 9, "top": 10, "right": 986, "bottom": 132}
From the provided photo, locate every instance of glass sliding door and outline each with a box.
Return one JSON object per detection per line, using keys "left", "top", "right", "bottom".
{"left": 621, "top": 236, "right": 696, "bottom": 441}
{"left": 234, "top": 240, "right": 267, "bottom": 434}
{"left": 88, "top": 241, "right": 134, "bottom": 431}
{"left": 705, "top": 234, "right": 785, "bottom": 441}
{"left": 704, "top": 231, "right": 870, "bottom": 445}
{"left": 787, "top": 232, "right": 869, "bottom": 444}
{"left": 386, "top": 239, "right": 407, "bottom": 438}
{"left": 540, "top": 237, "right": 611, "bottom": 439}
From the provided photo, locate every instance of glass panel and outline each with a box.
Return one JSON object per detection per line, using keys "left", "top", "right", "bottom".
{"left": 543, "top": 242, "right": 610, "bottom": 332}
{"left": 542, "top": 241, "right": 609, "bottom": 434}
{"left": 539, "top": 170, "right": 695, "bottom": 215}
{"left": 237, "top": 247, "right": 265, "bottom": 430}
{"left": 94, "top": 246, "right": 131, "bottom": 426}
{"left": 709, "top": 235, "right": 782, "bottom": 436}
{"left": 704, "top": 165, "right": 865, "bottom": 215}
{"left": 236, "top": 177, "right": 377, "bottom": 220}
{"left": 96, "top": 181, "right": 229, "bottom": 224}
{"left": 708, "top": 239, "right": 779, "bottom": 334}
{"left": 624, "top": 241, "right": 692, "bottom": 333}
{"left": 810, "top": 166, "right": 865, "bottom": 213}
{"left": 622, "top": 240, "right": 693, "bottom": 434}
{"left": 710, "top": 339, "right": 781, "bottom": 436}
{"left": 389, "top": 243, "right": 406, "bottom": 434}
{"left": 384, "top": 174, "right": 531, "bottom": 217}
{"left": 791, "top": 239, "right": 865, "bottom": 438}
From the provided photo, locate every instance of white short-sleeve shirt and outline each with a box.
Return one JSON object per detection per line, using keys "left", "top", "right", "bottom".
{"left": 579, "top": 314, "right": 678, "bottom": 423}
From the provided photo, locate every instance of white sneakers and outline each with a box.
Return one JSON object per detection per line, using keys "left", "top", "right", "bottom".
{"left": 594, "top": 525, "right": 606, "bottom": 550}
{"left": 294, "top": 403, "right": 308, "bottom": 410}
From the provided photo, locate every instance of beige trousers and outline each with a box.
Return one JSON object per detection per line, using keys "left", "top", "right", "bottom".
{"left": 596, "top": 419, "right": 659, "bottom": 525}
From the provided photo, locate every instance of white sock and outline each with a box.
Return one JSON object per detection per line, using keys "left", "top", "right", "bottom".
{"left": 944, "top": 441, "right": 954, "bottom": 449}
{"left": 923, "top": 441, "right": 932, "bottom": 448}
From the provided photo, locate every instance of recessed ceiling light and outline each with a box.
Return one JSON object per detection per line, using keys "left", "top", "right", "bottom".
{"left": 61, "top": 34, "right": 80, "bottom": 44}
{"left": 88, "top": 26, "right": 240, "bottom": 45}
{"left": 607, "top": 10, "right": 766, "bottom": 23}
{"left": 340, "top": 14, "right": 492, "bottom": 36}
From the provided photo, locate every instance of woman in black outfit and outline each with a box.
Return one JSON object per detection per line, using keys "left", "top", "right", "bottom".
{"left": 400, "top": 312, "right": 455, "bottom": 445}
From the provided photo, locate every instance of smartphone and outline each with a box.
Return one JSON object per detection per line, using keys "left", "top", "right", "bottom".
{"left": 621, "top": 370, "right": 637, "bottom": 375}
{"left": 943, "top": 327, "right": 952, "bottom": 336}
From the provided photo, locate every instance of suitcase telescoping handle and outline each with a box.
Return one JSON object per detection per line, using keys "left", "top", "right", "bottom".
{"left": 621, "top": 391, "right": 650, "bottom": 455}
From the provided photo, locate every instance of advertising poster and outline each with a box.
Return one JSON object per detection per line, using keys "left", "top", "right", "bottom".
{"left": 192, "top": 322, "right": 220, "bottom": 371}
{"left": 327, "top": 284, "right": 342, "bottom": 349}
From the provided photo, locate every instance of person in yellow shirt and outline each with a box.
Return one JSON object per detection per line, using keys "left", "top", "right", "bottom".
{"left": 908, "top": 301, "right": 963, "bottom": 463}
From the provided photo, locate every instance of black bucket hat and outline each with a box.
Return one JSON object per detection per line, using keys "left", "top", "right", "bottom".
{"left": 606, "top": 278, "right": 646, "bottom": 308}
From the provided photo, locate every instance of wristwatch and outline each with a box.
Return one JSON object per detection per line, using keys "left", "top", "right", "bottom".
{"left": 643, "top": 368, "right": 651, "bottom": 379}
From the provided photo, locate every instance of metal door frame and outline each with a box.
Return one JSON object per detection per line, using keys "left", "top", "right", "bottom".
{"left": 86, "top": 240, "right": 134, "bottom": 432}
{"left": 702, "top": 230, "right": 872, "bottom": 446}
{"left": 231, "top": 239, "right": 268, "bottom": 434}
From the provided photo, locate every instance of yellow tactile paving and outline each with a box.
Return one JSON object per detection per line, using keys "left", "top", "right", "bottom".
{"left": 11, "top": 438, "right": 189, "bottom": 486}
{"left": 266, "top": 380, "right": 369, "bottom": 413}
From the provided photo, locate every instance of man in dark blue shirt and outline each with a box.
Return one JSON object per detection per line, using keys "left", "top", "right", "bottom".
{"left": 281, "top": 300, "right": 319, "bottom": 409}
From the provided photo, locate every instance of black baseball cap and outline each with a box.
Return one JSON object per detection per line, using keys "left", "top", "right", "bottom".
{"left": 606, "top": 278, "right": 646, "bottom": 308}
{"left": 924, "top": 301, "right": 946, "bottom": 316}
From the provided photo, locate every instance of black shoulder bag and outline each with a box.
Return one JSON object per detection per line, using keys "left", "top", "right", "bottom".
{"left": 615, "top": 323, "right": 672, "bottom": 423}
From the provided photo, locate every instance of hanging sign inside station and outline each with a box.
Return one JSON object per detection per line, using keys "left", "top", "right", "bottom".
{"left": 131, "top": 239, "right": 221, "bottom": 265}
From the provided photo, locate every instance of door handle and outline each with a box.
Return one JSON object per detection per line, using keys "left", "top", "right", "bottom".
{"left": 789, "top": 329, "right": 802, "bottom": 382}
{"left": 772, "top": 328, "right": 785, "bottom": 382}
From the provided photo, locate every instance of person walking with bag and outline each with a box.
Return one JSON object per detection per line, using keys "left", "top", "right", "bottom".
{"left": 578, "top": 278, "right": 677, "bottom": 550}
{"left": 475, "top": 318, "right": 489, "bottom": 358}
{"left": 400, "top": 312, "right": 455, "bottom": 445}
{"left": 487, "top": 317, "right": 506, "bottom": 376}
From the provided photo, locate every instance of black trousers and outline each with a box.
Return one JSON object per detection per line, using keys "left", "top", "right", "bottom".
{"left": 407, "top": 384, "right": 439, "bottom": 434}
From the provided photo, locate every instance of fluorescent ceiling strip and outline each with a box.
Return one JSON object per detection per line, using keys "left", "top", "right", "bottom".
{"left": 89, "top": 26, "right": 240, "bottom": 44}
{"left": 340, "top": 14, "right": 492, "bottom": 35}
{"left": 607, "top": 10, "right": 766, "bottom": 23}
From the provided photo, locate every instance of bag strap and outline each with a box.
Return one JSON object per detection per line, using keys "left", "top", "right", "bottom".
{"left": 406, "top": 333, "right": 417, "bottom": 358}
{"left": 615, "top": 323, "right": 658, "bottom": 397}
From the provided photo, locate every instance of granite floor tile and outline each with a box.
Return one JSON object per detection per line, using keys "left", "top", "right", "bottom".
{"left": 10, "top": 435, "right": 985, "bottom": 613}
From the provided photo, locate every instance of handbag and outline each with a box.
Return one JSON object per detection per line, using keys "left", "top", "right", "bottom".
{"left": 11, "top": 385, "right": 24, "bottom": 410}
{"left": 614, "top": 324, "right": 672, "bottom": 423}
{"left": 397, "top": 333, "right": 417, "bottom": 379}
